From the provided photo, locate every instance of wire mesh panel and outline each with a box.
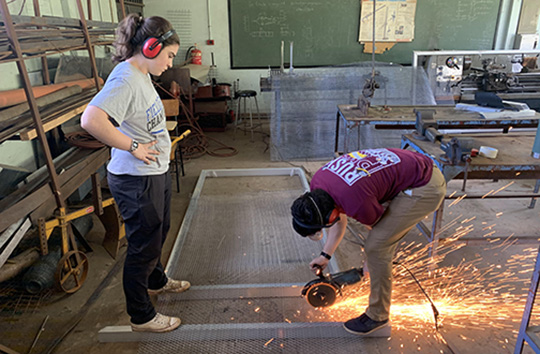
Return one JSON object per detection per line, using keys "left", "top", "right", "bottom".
{"left": 129, "top": 171, "right": 539, "bottom": 353}
{"left": 167, "top": 190, "right": 319, "bottom": 284}
{"left": 136, "top": 171, "right": 421, "bottom": 353}
{"left": 269, "top": 64, "right": 436, "bottom": 161}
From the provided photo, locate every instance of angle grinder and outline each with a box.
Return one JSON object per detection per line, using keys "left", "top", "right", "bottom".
{"left": 301, "top": 265, "right": 364, "bottom": 307}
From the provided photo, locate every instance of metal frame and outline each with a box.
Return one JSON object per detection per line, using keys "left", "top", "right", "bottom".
{"left": 167, "top": 167, "right": 340, "bottom": 275}
{"left": 515, "top": 245, "right": 540, "bottom": 354}
{"left": 100, "top": 168, "right": 349, "bottom": 342}
{"left": 98, "top": 321, "right": 387, "bottom": 343}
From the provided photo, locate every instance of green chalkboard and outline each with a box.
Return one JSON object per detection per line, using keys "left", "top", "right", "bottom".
{"left": 228, "top": 0, "right": 501, "bottom": 68}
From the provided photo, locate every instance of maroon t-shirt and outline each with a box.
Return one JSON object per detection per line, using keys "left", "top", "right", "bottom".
{"left": 310, "top": 148, "right": 433, "bottom": 226}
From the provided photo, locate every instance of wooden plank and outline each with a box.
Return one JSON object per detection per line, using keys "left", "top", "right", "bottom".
{"left": 0, "top": 86, "right": 82, "bottom": 125}
{"left": 0, "top": 163, "right": 32, "bottom": 173}
{"left": 0, "top": 40, "right": 113, "bottom": 66}
{"left": 30, "top": 148, "right": 110, "bottom": 223}
{"left": 0, "top": 147, "right": 80, "bottom": 225}
{"left": 0, "top": 218, "right": 24, "bottom": 250}
{"left": 0, "top": 183, "right": 52, "bottom": 234}
{"left": 0, "top": 343, "right": 20, "bottom": 354}
{"left": 0, "top": 150, "right": 100, "bottom": 232}
{"left": 19, "top": 38, "right": 85, "bottom": 53}
{"left": 19, "top": 102, "right": 88, "bottom": 140}
{"left": 5, "top": 14, "right": 117, "bottom": 29}
{"left": 0, "top": 218, "right": 31, "bottom": 269}
{"left": 162, "top": 99, "right": 179, "bottom": 116}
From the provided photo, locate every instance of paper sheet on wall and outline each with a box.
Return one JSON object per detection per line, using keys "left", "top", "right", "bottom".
{"left": 358, "top": 0, "right": 417, "bottom": 42}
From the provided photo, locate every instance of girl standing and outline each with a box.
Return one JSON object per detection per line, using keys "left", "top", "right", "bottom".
{"left": 81, "top": 14, "right": 189, "bottom": 333}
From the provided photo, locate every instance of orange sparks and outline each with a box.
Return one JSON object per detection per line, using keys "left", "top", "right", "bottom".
{"left": 311, "top": 220, "right": 537, "bottom": 335}
{"left": 491, "top": 181, "right": 515, "bottom": 196}
{"left": 448, "top": 194, "right": 467, "bottom": 207}
{"left": 482, "top": 224, "right": 496, "bottom": 230}
{"left": 264, "top": 338, "right": 274, "bottom": 347}
{"left": 482, "top": 190, "right": 495, "bottom": 199}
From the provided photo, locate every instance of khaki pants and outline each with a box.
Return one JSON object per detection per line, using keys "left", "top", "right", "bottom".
{"left": 364, "top": 167, "right": 446, "bottom": 322}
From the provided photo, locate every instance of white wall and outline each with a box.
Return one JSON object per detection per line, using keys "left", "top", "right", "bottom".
{"left": 144, "top": 0, "right": 272, "bottom": 112}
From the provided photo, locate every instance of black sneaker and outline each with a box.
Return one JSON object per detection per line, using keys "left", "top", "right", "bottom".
{"left": 343, "top": 313, "right": 389, "bottom": 335}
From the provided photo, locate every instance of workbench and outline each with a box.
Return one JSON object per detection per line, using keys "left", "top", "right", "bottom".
{"left": 400, "top": 132, "right": 540, "bottom": 256}
{"left": 335, "top": 104, "right": 540, "bottom": 155}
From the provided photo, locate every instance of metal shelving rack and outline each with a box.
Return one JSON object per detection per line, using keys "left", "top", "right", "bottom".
{"left": 0, "top": 0, "right": 127, "bottom": 293}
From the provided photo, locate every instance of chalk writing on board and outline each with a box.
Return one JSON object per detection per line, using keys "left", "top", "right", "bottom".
{"left": 249, "top": 29, "right": 274, "bottom": 38}
{"left": 229, "top": 0, "right": 501, "bottom": 67}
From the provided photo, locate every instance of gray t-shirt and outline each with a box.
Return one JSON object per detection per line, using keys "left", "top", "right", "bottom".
{"left": 89, "top": 61, "right": 171, "bottom": 176}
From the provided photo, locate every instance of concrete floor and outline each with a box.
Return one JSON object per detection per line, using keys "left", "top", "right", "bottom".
{"left": 0, "top": 122, "right": 539, "bottom": 353}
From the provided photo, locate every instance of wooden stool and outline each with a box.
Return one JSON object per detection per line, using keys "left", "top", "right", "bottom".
{"left": 234, "top": 90, "right": 262, "bottom": 141}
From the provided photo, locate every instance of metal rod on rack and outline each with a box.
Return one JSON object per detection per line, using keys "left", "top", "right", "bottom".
{"left": 32, "top": 0, "right": 50, "bottom": 85}
{"left": 118, "top": 0, "right": 126, "bottom": 20}
{"left": 371, "top": 0, "right": 376, "bottom": 79}
{"left": 75, "top": 0, "right": 101, "bottom": 91}
{"left": 0, "top": 0, "right": 65, "bottom": 210}
{"left": 87, "top": 0, "right": 92, "bottom": 20}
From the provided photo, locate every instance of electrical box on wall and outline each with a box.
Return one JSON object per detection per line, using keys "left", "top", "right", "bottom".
{"left": 515, "top": 34, "right": 539, "bottom": 50}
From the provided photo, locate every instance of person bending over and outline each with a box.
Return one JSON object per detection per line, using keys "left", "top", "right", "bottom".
{"left": 291, "top": 148, "right": 446, "bottom": 335}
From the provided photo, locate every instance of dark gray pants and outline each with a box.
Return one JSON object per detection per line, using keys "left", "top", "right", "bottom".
{"left": 108, "top": 171, "right": 171, "bottom": 324}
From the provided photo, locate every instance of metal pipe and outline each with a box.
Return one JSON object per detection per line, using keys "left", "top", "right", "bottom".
{"left": 32, "top": 0, "right": 50, "bottom": 85}
{"left": 280, "top": 40, "right": 284, "bottom": 73}
{"left": 445, "top": 193, "right": 540, "bottom": 199}
{"left": 371, "top": 0, "right": 376, "bottom": 78}
{"left": 289, "top": 41, "right": 293, "bottom": 73}
{"left": 207, "top": 0, "right": 212, "bottom": 42}
{"left": 75, "top": 0, "right": 101, "bottom": 91}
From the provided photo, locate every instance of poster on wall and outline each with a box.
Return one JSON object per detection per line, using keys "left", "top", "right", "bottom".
{"left": 358, "top": 0, "right": 417, "bottom": 42}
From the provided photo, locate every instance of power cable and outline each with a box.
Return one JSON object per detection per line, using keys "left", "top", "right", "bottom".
{"left": 393, "top": 261, "right": 440, "bottom": 330}
{"left": 65, "top": 131, "right": 105, "bottom": 149}
{"left": 152, "top": 79, "right": 238, "bottom": 158}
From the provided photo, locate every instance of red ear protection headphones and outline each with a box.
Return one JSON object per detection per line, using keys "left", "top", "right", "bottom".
{"left": 293, "top": 196, "right": 340, "bottom": 230}
{"left": 141, "top": 29, "right": 176, "bottom": 59}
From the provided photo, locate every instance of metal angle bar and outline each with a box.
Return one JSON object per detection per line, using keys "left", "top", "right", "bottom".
{"left": 163, "top": 283, "right": 304, "bottom": 300}
{"left": 0, "top": 218, "right": 32, "bottom": 268}
{"left": 98, "top": 322, "right": 359, "bottom": 343}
